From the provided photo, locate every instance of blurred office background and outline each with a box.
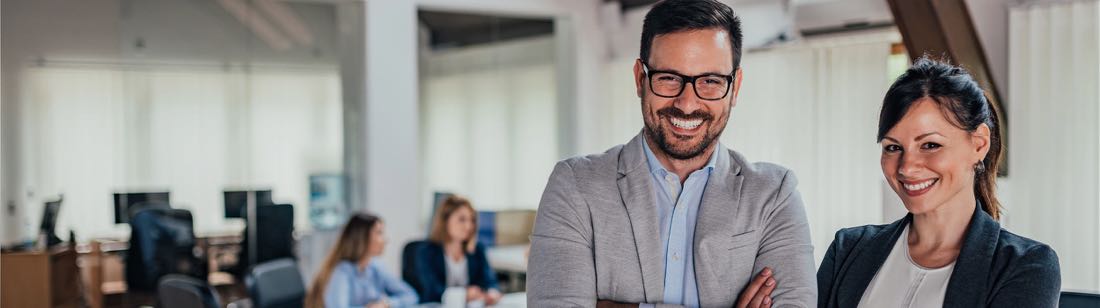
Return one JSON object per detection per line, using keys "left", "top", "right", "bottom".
{"left": 1, "top": 0, "right": 1098, "bottom": 307}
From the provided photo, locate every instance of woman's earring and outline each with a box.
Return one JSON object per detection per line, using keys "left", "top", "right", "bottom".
{"left": 974, "top": 160, "right": 986, "bottom": 173}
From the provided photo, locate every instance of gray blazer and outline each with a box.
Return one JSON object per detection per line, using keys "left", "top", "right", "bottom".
{"left": 817, "top": 204, "right": 1061, "bottom": 308}
{"left": 527, "top": 133, "right": 816, "bottom": 307}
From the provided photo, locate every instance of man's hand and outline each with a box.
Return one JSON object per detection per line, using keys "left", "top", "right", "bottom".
{"left": 736, "top": 267, "right": 777, "bottom": 308}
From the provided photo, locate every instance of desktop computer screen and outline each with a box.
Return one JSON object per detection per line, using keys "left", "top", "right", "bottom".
{"left": 223, "top": 190, "right": 273, "bottom": 218}
{"left": 40, "top": 198, "right": 62, "bottom": 246}
{"left": 113, "top": 192, "right": 170, "bottom": 224}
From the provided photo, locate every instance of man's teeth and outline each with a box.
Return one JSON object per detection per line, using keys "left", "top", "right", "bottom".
{"left": 903, "top": 179, "right": 936, "bottom": 191}
{"left": 670, "top": 117, "right": 703, "bottom": 129}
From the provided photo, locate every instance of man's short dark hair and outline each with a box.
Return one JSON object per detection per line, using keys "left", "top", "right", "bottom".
{"left": 640, "top": 0, "right": 743, "bottom": 70}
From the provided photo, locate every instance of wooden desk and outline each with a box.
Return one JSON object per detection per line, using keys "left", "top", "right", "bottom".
{"left": 1, "top": 246, "right": 82, "bottom": 308}
{"left": 78, "top": 234, "right": 245, "bottom": 308}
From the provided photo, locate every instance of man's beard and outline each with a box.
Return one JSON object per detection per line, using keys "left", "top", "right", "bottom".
{"left": 643, "top": 105, "right": 723, "bottom": 160}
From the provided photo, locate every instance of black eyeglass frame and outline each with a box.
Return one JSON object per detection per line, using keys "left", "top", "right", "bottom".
{"left": 641, "top": 61, "right": 737, "bottom": 100}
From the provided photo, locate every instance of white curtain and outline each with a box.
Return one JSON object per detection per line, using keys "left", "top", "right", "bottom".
{"left": 1009, "top": 0, "right": 1100, "bottom": 292}
{"left": 20, "top": 66, "right": 342, "bottom": 240}
{"left": 421, "top": 37, "right": 559, "bottom": 212}
{"left": 605, "top": 30, "right": 898, "bottom": 265}
{"left": 726, "top": 32, "right": 897, "bottom": 265}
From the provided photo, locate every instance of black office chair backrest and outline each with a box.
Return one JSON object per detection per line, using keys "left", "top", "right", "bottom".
{"left": 127, "top": 208, "right": 206, "bottom": 292}
{"left": 157, "top": 274, "right": 222, "bottom": 308}
{"left": 238, "top": 204, "right": 296, "bottom": 275}
{"left": 401, "top": 240, "right": 426, "bottom": 293}
{"left": 247, "top": 258, "right": 305, "bottom": 308}
{"left": 1061, "top": 291, "right": 1100, "bottom": 308}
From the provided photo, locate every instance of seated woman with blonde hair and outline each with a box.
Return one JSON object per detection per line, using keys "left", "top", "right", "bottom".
{"left": 415, "top": 195, "right": 502, "bottom": 305}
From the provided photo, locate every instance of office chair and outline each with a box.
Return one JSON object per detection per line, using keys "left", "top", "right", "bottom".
{"left": 157, "top": 274, "right": 222, "bottom": 308}
{"left": 401, "top": 240, "right": 427, "bottom": 293}
{"left": 236, "top": 204, "right": 296, "bottom": 276}
{"left": 246, "top": 258, "right": 305, "bottom": 308}
{"left": 1061, "top": 291, "right": 1100, "bottom": 308}
{"left": 126, "top": 206, "right": 208, "bottom": 292}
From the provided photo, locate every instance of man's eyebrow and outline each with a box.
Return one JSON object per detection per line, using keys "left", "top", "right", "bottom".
{"left": 648, "top": 66, "right": 732, "bottom": 76}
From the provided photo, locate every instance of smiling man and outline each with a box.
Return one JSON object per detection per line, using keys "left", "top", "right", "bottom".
{"left": 526, "top": 0, "right": 816, "bottom": 307}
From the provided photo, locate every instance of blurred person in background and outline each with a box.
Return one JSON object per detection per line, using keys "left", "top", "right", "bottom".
{"left": 306, "top": 213, "right": 419, "bottom": 308}
{"left": 415, "top": 195, "right": 502, "bottom": 305}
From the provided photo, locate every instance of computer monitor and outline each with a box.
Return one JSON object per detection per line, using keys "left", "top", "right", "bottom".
{"left": 223, "top": 190, "right": 273, "bottom": 218}
{"left": 40, "top": 198, "right": 62, "bottom": 246}
{"left": 113, "top": 192, "right": 170, "bottom": 224}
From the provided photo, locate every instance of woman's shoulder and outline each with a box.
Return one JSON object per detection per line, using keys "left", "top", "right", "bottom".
{"left": 472, "top": 242, "right": 489, "bottom": 254}
{"left": 994, "top": 228, "right": 1060, "bottom": 266}
{"left": 831, "top": 220, "right": 900, "bottom": 249}
{"left": 418, "top": 241, "right": 444, "bottom": 254}
{"left": 329, "top": 261, "right": 359, "bottom": 279}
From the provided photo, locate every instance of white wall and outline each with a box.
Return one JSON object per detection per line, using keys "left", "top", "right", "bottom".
{"left": 421, "top": 37, "right": 559, "bottom": 212}
{"left": 361, "top": 0, "right": 422, "bottom": 275}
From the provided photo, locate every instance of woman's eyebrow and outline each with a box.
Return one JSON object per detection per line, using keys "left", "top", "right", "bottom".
{"left": 915, "top": 132, "right": 944, "bottom": 141}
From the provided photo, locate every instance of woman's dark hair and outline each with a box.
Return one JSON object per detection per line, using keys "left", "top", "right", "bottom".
{"left": 877, "top": 56, "right": 1003, "bottom": 220}
{"left": 641, "top": 0, "right": 743, "bottom": 69}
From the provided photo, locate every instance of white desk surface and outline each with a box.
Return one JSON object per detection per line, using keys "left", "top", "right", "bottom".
{"left": 486, "top": 244, "right": 528, "bottom": 273}
{"left": 416, "top": 292, "right": 526, "bottom": 308}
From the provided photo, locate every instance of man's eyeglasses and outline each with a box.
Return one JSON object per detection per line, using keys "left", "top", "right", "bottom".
{"left": 642, "top": 61, "right": 735, "bottom": 100}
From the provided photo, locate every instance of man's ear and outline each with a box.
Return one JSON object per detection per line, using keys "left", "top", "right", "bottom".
{"left": 634, "top": 59, "right": 646, "bottom": 99}
{"left": 730, "top": 68, "right": 743, "bottom": 108}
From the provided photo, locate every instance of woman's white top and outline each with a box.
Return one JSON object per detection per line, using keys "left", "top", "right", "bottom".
{"left": 857, "top": 225, "right": 956, "bottom": 308}
{"left": 444, "top": 253, "right": 469, "bottom": 287}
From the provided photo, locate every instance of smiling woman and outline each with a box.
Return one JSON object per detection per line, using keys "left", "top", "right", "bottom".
{"left": 817, "top": 56, "right": 1061, "bottom": 308}
{"left": 876, "top": 57, "right": 1003, "bottom": 221}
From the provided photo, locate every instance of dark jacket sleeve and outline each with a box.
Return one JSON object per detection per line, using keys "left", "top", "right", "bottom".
{"left": 817, "top": 229, "right": 844, "bottom": 307}
{"left": 414, "top": 243, "right": 447, "bottom": 303}
{"left": 988, "top": 244, "right": 1061, "bottom": 307}
{"left": 470, "top": 243, "right": 499, "bottom": 291}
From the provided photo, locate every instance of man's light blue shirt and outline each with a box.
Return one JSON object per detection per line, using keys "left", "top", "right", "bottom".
{"left": 640, "top": 136, "right": 719, "bottom": 308}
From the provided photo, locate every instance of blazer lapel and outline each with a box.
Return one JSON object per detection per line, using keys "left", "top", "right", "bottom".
{"left": 692, "top": 145, "right": 743, "bottom": 307}
{"left": 618, "top": 133, "right": 665, "bottom": 303}
{"left": 943, "top": 205, "right": 999, "bottom": 308}
{"left": 834, "top": 215, "right": 909, "bottom": 308}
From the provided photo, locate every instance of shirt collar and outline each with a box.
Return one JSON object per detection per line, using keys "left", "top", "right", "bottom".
{"left": 641, "top": 134, "right": 720, "bottom": 178}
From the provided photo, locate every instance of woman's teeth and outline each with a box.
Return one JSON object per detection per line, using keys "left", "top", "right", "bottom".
{"left": 903, "top": 179, "right": 937, "bottom": 191}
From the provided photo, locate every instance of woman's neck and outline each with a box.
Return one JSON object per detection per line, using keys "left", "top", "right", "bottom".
{"left": 444, "top": 240, "right": 465, "bottom": 260}
{"left": 908, "top": 192, "right": 976, "bottom": 267}
{"left": 357, "top": 256, "right": 372, "bottom": 271}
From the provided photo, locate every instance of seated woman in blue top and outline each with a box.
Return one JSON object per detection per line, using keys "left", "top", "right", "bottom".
{"left": 817, "top": 57, "right": 1061, "bottom": 307}
{"left": 306, "top": 213, "right": 419, "bottom": 308}
{"left": 415, "top": 195, "right": 502, "bottom": 305}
